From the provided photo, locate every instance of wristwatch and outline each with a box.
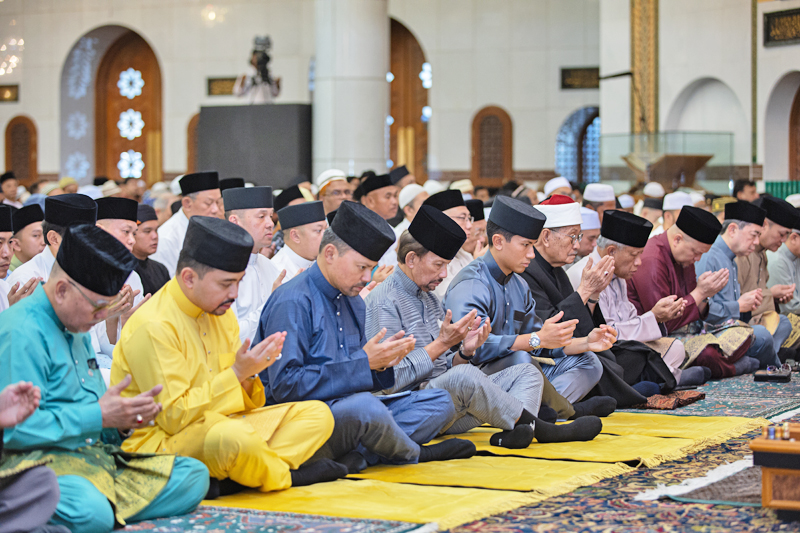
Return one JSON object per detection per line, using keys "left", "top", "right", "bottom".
{"left": 457, "top": 345, "right": 475, "bottom": 361}
{"left": 528, "top": 333, "right": 541, "bottom": 350}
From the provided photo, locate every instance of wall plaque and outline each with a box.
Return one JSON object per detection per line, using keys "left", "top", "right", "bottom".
{"left": 0, "top": 85, "right": 19, "bottom": 102}
{"left": 207, "top": 77, "right": 237, "bottom": 96}
{"left": 561, "top": 68, "right": 599, "bottom": 90}
{"left": 765, "top": 8, "right": 800, "bottom": 47}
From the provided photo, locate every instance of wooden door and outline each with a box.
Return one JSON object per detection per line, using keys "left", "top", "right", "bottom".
{"left": 390, "top": 19, "right": 428, "bottom": 182}
{"left": 471, "top": 106, "right": 513, "bottom": 187}
{"left": 5, "top": 115, "right": 37, "bottom": 186}
{"left": 95, "top": 31, "right": 162, "bottom": 184}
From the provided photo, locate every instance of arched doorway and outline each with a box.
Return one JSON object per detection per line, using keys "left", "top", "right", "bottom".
{"left": 5, "top": 116, "right": 37, "bottom": 186}
{"left": 555, "top": 107, "right": 600, "bottom": 184}
{"left": 764, "top": 71, "right": 800, "bottom": 181}
{"left": 471, "top": 106, "right": 513, "bottom": 187}
{"left": 95, "top": 31, "right": 162, "bottom": 185}
{"left": 389, "top": 19, "right": 428, "bottom": 182}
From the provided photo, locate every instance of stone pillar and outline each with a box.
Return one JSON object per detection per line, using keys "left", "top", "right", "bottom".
{"left": 313, "top": 0, "right": 389, "bottom": 178}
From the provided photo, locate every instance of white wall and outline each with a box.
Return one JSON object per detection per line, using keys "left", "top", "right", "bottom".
{"left": 388, "top": 0, "right": 600, "bottom": 173}
{"left": 598, "top": 0, "right": 630, "bottom": 135}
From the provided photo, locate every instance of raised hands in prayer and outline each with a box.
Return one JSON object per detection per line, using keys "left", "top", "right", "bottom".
{"left": 651, "top": 295, "right": 686, "bottom": 323}
{"left": 437, "top": 309, "right": 479, "bottom": 347}
{"left": 577, "top": 255, "right": 615, "bottom": 303}
{"left": 364, "top": 328, "right": 415, "bottom": 371}
{"left": 536, "top": 311, "right": 579, "bottom": 349}
{"left": 121, "top": 293, "right": 151, "bottom": 329}
{"left": 0, "top": 381, "right": 41, "bottom": 428}
{"left": 694, "top": 268, "right": 729, "bottom": 301}
{"left": 359, "top": 280, "right": 378, "bottom": 299}
{"left": 770, "top": 283, "right": 795, "bottom": 304}
{"left": 99, "top": 374, "right": 163, "bottom": 430}
{"left": 372, "top": 265, "right": 394, "bottom": 284}
{"left": 7, "top": 277, "right": 39, "bottom": 306}
{"left": 460, "top": 315, "right": 492, "bottom": 356}
{"left": 272, "top": 269, "right": 288, "bottom": 292}
{"left": 738, "top": 288, "right": 763, "bottom": 313}
{"left": 232, "top": 331, "right": 288, "bottom": 381}
{"left": 106, "top": 284, "right": 139, "bottom": 320}
{"left": 584, "top": 324, "right": 618, "bottom": 352}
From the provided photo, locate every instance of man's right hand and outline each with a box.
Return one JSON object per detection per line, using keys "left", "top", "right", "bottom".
{"left": 651, "top": 295, "right": 686, "bottom": 323}
{"left": 7, "top": 277, "right": 39, "bottom": 306}
{"left": 577, "top": 255, "right": 615, "bottom": 302}
{"left": 364, "top": 328, "right": 415, "bottom": 370}
{"left": 536, "top": 311, "right": 578, "bottom": 349}
{"left": 232, "top": 332, "right": 287, "bottom": 381}
{"left": 738, "top": 289, "right": 763, "bottom": 313}
{"left": 99, "top": 375, "right": 163, "bottom": 430}
{"left": 437, "top": 309, "right": 479, "bottom": 347}
{"left": 697, "top": 269, "right": 729, "bottom": 300}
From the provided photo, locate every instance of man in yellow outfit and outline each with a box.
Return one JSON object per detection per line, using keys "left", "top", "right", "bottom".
{"left": 111, "top": 216, "right": 346, "bottom": 496}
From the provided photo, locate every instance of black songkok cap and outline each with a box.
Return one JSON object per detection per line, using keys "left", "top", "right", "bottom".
{"left": 278, "top": 200, "right": 325, "bottom": 230}
{"left": 724, "top": 200, "right": 766, "bottom": 226}
{"left": 360, "top": 174, "right": 394, "bottom": 195}
{"left": 676, "top": 206, "right": 722, "bottom": 245}
{"left": 601, "top": 210, "right": 653, "bottom": 248}
{"left": 465, "top": 199, "right": 485, "bottom": 222}
{"left": 754, "top": 196, "right": 799, "bottom": 229}
{"left": 274, "top": 185, "right": 305, "bottom": 212}
{"left": 330, "top": 201, "right": 395, "bottom": 262}
{"left": 179, "top": 171, "right": 219, "bottom": 196}
{"left": 57, "top": 224, "right": 137, "bottom": 297}
{"left": 408, "top": 205, "right": 466, "bottom": 261}
{"left": 424, "top": 190, "right": 465, "bottom": 212}
{"left": 0, "top": 171, "right": 15, "bottom": 184}
{"left": 488, "top": 196, "right": 546, "bottom": 240}
{"left": 224, "top": 186, "right": 273, "bottom": 211}
{"left": 181, "top": 216, "right": 254, "bottom": 273}
{"left": 137, "top": 204, "right": 158, "bottom": 224}
{"left": 389, "top": 165, "right": 410, "bottom": 184}
{"left": 170, "top": 200, "right": 181, "bottom": 215}
{"left": 0, "top": 205, "right": 12, "bottom": 232}
{"left": 219, "top": 177, "right": 246, "bottom": 191}
{"left": 93, "top": 176, "right": 109, "bottom": 186}
{"left": 326, "top": 209, "right": 337, "bottom": 226}
{"left": 12, "top": 204, "right": 43, "bottom": 233}
{"left": 96, "top": 197, "right": 138, "bottom": 222}
{"left": 643, "top": 197, "right": 663, "bottom": 210}
{"left": 45, "top": 194, "right": 97, "bottom": 226}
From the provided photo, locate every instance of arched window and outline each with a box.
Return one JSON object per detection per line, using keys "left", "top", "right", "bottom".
{"left": 5, "top": 116, "right": 37, "bottom": 186}
{"left": 555, "top": 106, "right": 600, "bottom": 183}
{"left": 471, "top": 106, "right": 512, "bottom": 186}
{"left": 187, "top": 113, "right": 199, "bottom": 174}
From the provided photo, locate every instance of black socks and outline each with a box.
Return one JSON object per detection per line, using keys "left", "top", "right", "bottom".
{"left": 489, "top": 424, "right": 534, "bottom": 449}
{"left": 419, "top": 438, "right": 476, "bottom": 462}
{"left": 569, "top": 396, "right": 617, "bottom": 419}
{"left": 533, "top": 416, "right": 602, "bottom": 443}
{"left": 538, "top": 404, "right": 558, "bottom": 423}
{"left": 336, "top": 451, "right": 368, "bottom": 474}
{"left": 205, "top": 477, "right": 249, "bottom": 499}
{"left": 290, "top": 459, "right": 348, "bottom": 487}
{"left": 678, "top": 366, "right": 708, "bottom": 387}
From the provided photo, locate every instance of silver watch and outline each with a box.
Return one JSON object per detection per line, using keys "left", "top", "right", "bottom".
{"left": 528, "top": 333, "right": 541, "bottom": 350}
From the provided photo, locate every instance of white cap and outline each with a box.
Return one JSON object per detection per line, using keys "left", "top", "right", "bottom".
{"left": 399, "top": 184, "right": 426, "bottom": 208}
{"left": 535, "top": 201, "right": 583, "bottom": 229}
{"left": 423, "top": 180, "right": 446, "bottom": 195}
{"left": 662, "top": 191, "right": 693, "bottom": 211}
{"left": 170, "top": 175, "right": 184, "bottom": 196}
{"left": 150, "top": 182, "right": 168, "bottom": 194}
{"left": 583, "top": 183, "right": 615, "bottom": 202}
{"left": 450, "top": 179, "right": 474, "bottom": 194}
{"left": 544, "top": 176, "right": 571, "bottom": 197}
{"left": 245, "top": 182, "right": 255, "bottom": 188}
{"left": 786, "top": 194, "right": 800, "bottom": 208}
{"left": 689, "top": 191, "right": 706, "bottom": 206}
{"left": 643, "top": 182, "right": 665, "bottom": 198}
{"left": 77, "top": 184, "right": 102, "bottom": 200}
{"left": 618, "top": 194, "right": 635, "bottom": 208}
{"left": 580, "top": 207, "right": 601, "bottom": 230}
{"left": 315, "top": 169, "right": 347, "bottom": 191}
{"left": 100, "top": 180, "right": 122, "bottom": 197}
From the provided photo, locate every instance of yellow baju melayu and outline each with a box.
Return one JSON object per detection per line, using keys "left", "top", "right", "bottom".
{"left": 111, "top": 279, "right": 334, "bottom": 492}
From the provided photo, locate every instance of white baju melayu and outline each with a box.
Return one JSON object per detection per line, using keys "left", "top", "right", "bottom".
{"left": 6, "top": 247, "right": 56, "bottom": 288}
{"left": 568, "top": 250, "right": 684, "bottom": 379}
{"left": 0, "top": 278, "right": 9, "bottom": 313}
{"left": 271, "top": 245, "right": 314, "bottom": 285}
{"left": 150, "top": 209, "right": 190, "bottom": 277}
{"left": 233, "top": 253, "right": 281, "bottom": 342}
{"left": 434, "top": 248, "right": 474, "bottom": 301}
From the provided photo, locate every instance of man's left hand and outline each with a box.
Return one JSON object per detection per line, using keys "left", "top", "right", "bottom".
{"left": 584, "top": 325, "right": 617, "bottom": 352}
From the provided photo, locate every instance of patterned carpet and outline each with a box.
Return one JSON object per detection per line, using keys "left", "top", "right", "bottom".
{"left": 124, "top": 375, "right": 800, "bottom": 533}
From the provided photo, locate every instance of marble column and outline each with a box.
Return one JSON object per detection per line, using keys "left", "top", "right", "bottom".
{"left": 313, "top": 0, "right": 389, "bottom": 179}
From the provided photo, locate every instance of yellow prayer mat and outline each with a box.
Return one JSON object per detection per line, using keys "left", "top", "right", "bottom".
{"left": 349, "top": 455, "right": 633, "bottom": 491}
{"left": 432, "top": 430, "right": 696, "bottom": 468}
{"left": 597, "top": 412, "right": 769, "bottom": 441}
{"left": 206, "top": 478, "right": 544, "bottom": 529}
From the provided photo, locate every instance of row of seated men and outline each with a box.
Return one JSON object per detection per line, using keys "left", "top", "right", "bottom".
{"left": 0, "top": 169, "right": 796, "bottom": 533}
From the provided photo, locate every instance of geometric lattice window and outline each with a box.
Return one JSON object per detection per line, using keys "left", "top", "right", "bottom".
{"left": 471, "top": 106, "right": 513, "bottom": 186}
{"left": 5, "top": 115, "right": 37, "bottom": 185}
{"left": 555, "top": 106, "right": 600, "bottom": 184}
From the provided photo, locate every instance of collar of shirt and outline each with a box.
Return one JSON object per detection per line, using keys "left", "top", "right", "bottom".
{"left": 166, "top": 277, "right": 205, "bottom": 318}
{"left": 248, "top": 253, "right": 260, "bottom": 267}
{"left": 533, "top": 246, "right": 557, "bottom": 276}
{"left": 30, "top": 282, "right": 66, "bottom": 331}
{"left": 308, "top": 262, "right": 342, "bottom": 300}
{"left": 778, "top": 244, "right": 800, "bottom": 264}
{"left": 713, "top": 235, "right": 736, "bottom": 262}
{"left": 278, "top": 245, "right": 314, "bottom": 270}
{"left": 394, "top": 267, "right": 425, "bottom": 299}
{"left": 485, "top": 251, "right": 514, "bottom": 285}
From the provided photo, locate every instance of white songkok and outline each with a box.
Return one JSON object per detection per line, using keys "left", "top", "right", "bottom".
{"left": 449, "top": 179, "right": 474, "bottom": 194}
{"left": 580, "top": 206, "right": 601, "bottom": 230}
{"left": 423, "top": 180, "right": 447, "bottom": 195}
{"left": 643, "top": 182, "right": 666, "bottom": 198}
{"left": 534, "top": 196, "right": 583, "bottom": 229}
{"left": 544, "top": 176, "right": 572, "bottom": 197}
{"left": 583, "top": 183, "right": 615, "bottom": 203}
{"left": 399, "top": 184, "right": 426, "bottom": 208}
{"left": 170, "top": 175, "right": 184, "bottom": 196}
{"left": 689, "top": 191, "right": 706, "bottom": 206}
{"left": 315, "top": 169, "right": 347, "bottom": 192}
{"left": 785, "top": 194, "right": 800, "bottom": 208}
{"left": 618, "top": 194, "right": 635, "bottom": 209}
{"left": 662, "top": 191, "right": 693, "bottom": 211}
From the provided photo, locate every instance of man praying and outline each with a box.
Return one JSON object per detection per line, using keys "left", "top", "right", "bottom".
{"left": 9, "top": 204, "right": 44, "bottom": 273}
{"left": 272, "top": 201, "right": 327, "bottom": 283}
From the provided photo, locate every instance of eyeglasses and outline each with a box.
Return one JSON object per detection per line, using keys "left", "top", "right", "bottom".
{"left": 326, "top": 189, "right": 353, "bottom": 198}
{"left": 552, "top": 229, "right": 583, "bottom": 244}
{"left": 68, "top": 279, "right": 124, "bottom": 313}
{"left": 452, "top": 214, "right": 475, "bottom": 225}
